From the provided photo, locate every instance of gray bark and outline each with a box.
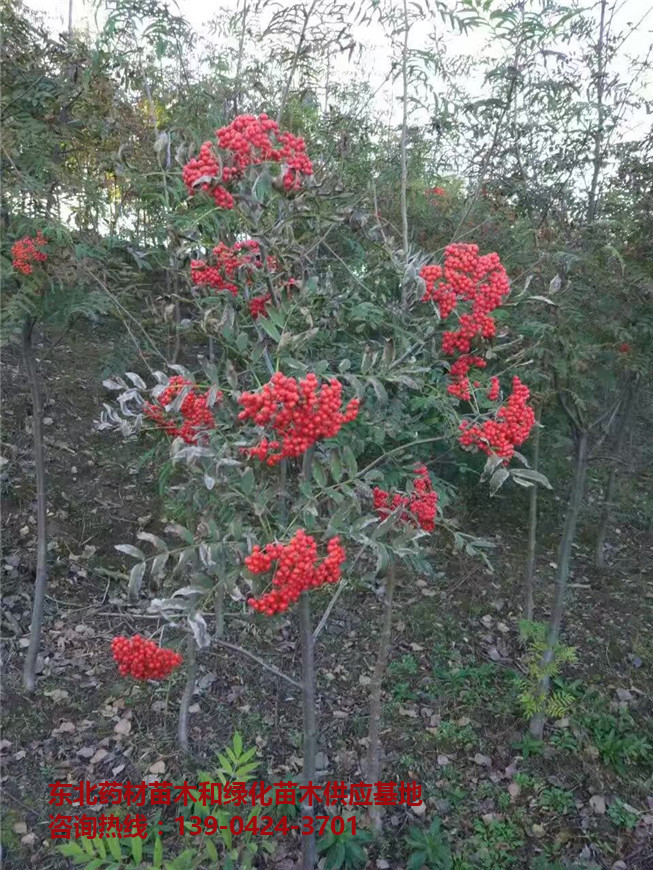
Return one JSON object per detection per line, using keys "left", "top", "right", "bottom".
{"left": 399, "top": 0, "right": 410, "bottom": 309}
{"left": 594, "top": 380, "right": 638, "bottom": 567}
{"left": 523, "top": 405, "right": 542, "bottom": 619}
{"left": 178, "top": 635, "right": 197, "bottom": 753}
{"left": 299, "top": 592, "right": 316, "bottom": 869}
{"left": 530, "top": 429, "right": 589, "bottom": 738}
{"left": 587, "top": 0, "right": 607, "bottom": 223}
{"left": 366, "top": 562, "right": 397, "bottom": 834}
{"left": 22, "top": 318, "right": 49, "bottom": 692}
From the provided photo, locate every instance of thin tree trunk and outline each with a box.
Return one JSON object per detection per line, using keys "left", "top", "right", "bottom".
{"left": 233, "top": 0, "right": 248, "bottom": 114}
{"left": 594, "top": 380, "right": 638, "bottom": 567}
{"left": 530, "top": 428, "right": 589, "bottom": 738}
{"left": 178, "top": 635, "right": 197, "bottom": 752}
{"left": 214, "top": 583, "right": 225, "bottom": 640}
{"left": 323, "top": 48, "right": 331, "bottom": 115}
{"left": 22, "top": 318, "right": 48, "bottom": 692}
{"left": 587, "top": 0, "right": 607, "bottom": 223}
{"left": 297, "top": 443, "right": 317, "bottom": 868}
{"left": 399, "top": 0, "right": 410, "bottom": 309}
{"left": 171, "top": 301, "right": 181, "bottom": 364}
{"left": 366, "top": 561, "right": 397, "bottom": 834}
{"left": 523, "top": 405, "right": 542, "bottom": 619}
{"left": 277, "top": 0, "right": 318, "bottom": 125}
{"left": 299, "top": 592, "right": 316, "bottom": 869}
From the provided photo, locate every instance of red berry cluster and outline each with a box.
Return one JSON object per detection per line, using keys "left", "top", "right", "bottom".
{"left": 181, "top": 141, "right": 235, "bottom": 209}
{"left": 458, "top": 376, "right": 535, "bottom": 460}
{"left": 143, "top": 376, "right": 220, "bottom": 444}
{"left": 487, "top": 376, "right": 500, "bottom": 401}
{"left": 618, "top": 342, "right": 631, "bottom": 354}
{"left": 249, "top": 279, "right": 297, "bottom": 320}
{"left": 111, "top": 635, "right": 183, "bottom": 680}
{"left": 11, "top": 231, "right": 47, "bottom": 275}
{"left": 182, "top": 114, "right": 313, "bottom": 207}
{"left": 246, "top": 530, "right": 345, "bottom": 615}
{"left": 249, "top": 293, "right": 272, "bottom": 319}
{"left": 372, "top": 466, "right": 438, "bottom": 532}
{"left": 447, "top": 355, "right": 487, "bottom": 401}
{"left": 422, "top": 243, "right": 533, "bottom": 457}
{"left": 217, "top": 114, "right": 313, "bottom": 192}
{"left": 420, "top": 244, "right": 509, "bottom": 354}
{"left": 191, "top": 240, "right": 276, "bottom": 297}
{"left": 426, "top": 186, "right": 447, "bottom": 201}
{"left": 238, "top": 372, "right": 360, "bottom": 466}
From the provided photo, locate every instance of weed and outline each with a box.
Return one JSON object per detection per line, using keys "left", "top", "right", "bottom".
{"left": 317, "top": 818, "right": 371, "bottom": 869}
{"left": 389, "top": 654, "right": 419, "bottom": 677}
{"left": 497, "top": 791, "right": 511, "bottom": 810}
{"left": 607, "top": 798, "right": 639, "bottom": 830}
{"left": 576, "top": 705, "right": 652, "bottom": 773}
{"left": 517, "top": 621, "right": 578, "bottom": 719}
{"left": 512, "top": 733, "right": 544, "bottom": 759}
{"left": 434, "top": 720, "right": 478, "bottom": 750}
{"left": 550, "top": 729, "right": 581, "bottom": 754}
{"left": 537, "top": 787, "right": 576, "bottom": 815}
{"left": 404, "top": 818, "right": 453, "bottom": 870}
{"left": 461, "top": 818, "right": 524, "bottom": 868}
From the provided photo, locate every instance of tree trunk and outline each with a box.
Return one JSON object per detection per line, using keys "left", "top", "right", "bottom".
{"left": 299, "top": 592, "right": 316, "bottom": 869}
{"left": 214, "top": 583, "right": 225, "bottom": 640}
{"left": 22, "top": 318, "right": 49, "bottom": 692}
{"left": 399, "top": 0, "right": 410, "bottom": 309}
{"left": 233, "top": 0, "right": 248, "bottom": 114}
{"left": 587, "top": 0, "right": 607, "bottom": 223}
{"left": 178, "top": 634, "right": 197, "bottom": 753}
{"left": 276, "top": 0, "right": 318, "bottom": 125}
{"left": 594, "top": 381, "right": 637, "bottom": 567}
{"left": 523, "top": 405, "right": 542, "bottom": 620}
{"left": 366, "top": 561, "right": 397, "bottom": 834}
{"left": 171, "top": 300, "right": 181, "bottom": 365}
{"left": 530, "top": 428, "right": 588, "bottom": 738}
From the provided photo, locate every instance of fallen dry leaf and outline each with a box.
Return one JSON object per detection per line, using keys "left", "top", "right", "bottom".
{"left": 52, "top": 721, "right": 75, "bottom": 736}
{"left": 589, "top": 794, "right": 606, "bottom": 815}
{"left": 114, "top": 717, "right": 132, "bottom": 737}
{"left": 473, "top": 753, "right": 492, "bottom": 767}
{"left": 76, "top": 746, "right": 96, "bottom": 759}
{"left": 508, "top": 782, "right": 521, "bottom": 802}
{"left": 44, "top": 689, "right": 70, "bottom": 703}
{"left": 90, "top": 749, "right": 109, "bottom": 765}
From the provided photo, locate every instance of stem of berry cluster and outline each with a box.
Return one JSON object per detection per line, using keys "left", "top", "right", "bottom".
{"left": 366, "top": 559, "right": 397, "bottom": 834}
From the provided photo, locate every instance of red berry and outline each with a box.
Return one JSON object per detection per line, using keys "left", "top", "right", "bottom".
{"left": 111, "top": 635, "right": 183, "bottom": 681}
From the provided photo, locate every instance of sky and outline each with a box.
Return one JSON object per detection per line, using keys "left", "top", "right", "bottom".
{"left": 23, "top": 0, "right": 653, "bottom": 141}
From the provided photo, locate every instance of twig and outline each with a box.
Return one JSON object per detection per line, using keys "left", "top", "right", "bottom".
{"left": 78, "top": 262, "right": 169, "bottom": 368}
{"left": 313, "top": 547, "right": 364, "bottom": 641}
{"left": 178, "top": 634, "right": 197, "bottom": 752}
{"left": 214, "top": 639, "right": 301, "bottom": 689}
